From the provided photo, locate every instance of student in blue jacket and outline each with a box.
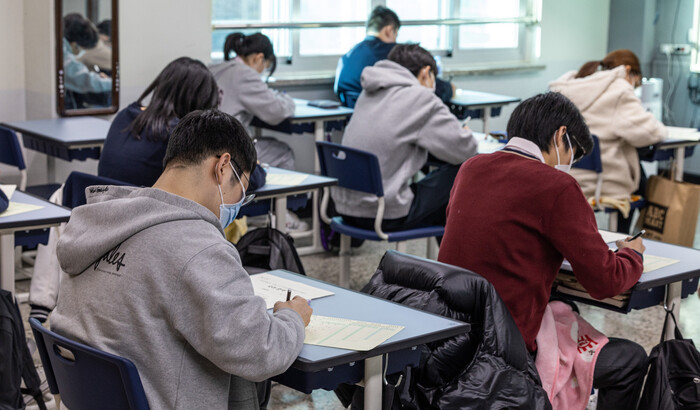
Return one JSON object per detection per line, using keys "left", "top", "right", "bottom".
{"left": 334, "top": 6, "right": 454, "bottom": 108}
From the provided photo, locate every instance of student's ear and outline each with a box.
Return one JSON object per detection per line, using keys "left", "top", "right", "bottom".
{"left": 624, "top": 64, "right": 632, "bottom": 75}
{"left": 214, "top": 153, "right": 231, "bottom": 183}
{"left": 416, "top": 66, "right": 432, "bottom": 88}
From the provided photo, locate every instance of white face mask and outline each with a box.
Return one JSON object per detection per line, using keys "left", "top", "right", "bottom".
{"left": 553, "top": 132, "right": 574, "bottom": 173}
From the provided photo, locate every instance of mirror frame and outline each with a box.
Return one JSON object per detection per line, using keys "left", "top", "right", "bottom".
{"left": 55, "top": 0, "right": 119, "bottom": 116}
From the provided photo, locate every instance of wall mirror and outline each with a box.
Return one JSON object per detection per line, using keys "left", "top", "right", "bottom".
{"left": 56, "top": 0, "right": 119, "bottom": 116}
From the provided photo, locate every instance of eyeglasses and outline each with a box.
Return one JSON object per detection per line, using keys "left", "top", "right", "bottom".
{"left": 220, "top": 155, "right": 256, "bottom": 206}
{"left": 568, "top": 134, "right": 587, "bottom": 163}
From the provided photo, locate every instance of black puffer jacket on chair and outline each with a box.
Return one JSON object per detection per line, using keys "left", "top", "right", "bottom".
{"left": 362, "top": 250, "right": 551, "bottom": 409}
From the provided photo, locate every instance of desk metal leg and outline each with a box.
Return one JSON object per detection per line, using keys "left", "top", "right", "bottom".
{"left": 47, "top": 156, "right": 56, "bottom": 184}
{"left": 1, "top": 233, "right": 15, "bottom": 294}
{"left": 296, "top": 190, "right": 326, "bottom": 256}
{"left": 664, "top": 282, "right": 682, "bottom": 341}
{"left": 313, "top": 120, "right": 324, "bottom": 173}
{"left": 363, "top": 355, "right": 383, "bottom": 410}
{"left": 482, "top": 109, "right": 491, "bottom": 134}
{"left": 274, "top": 197, "right": 288, "bottom": 232}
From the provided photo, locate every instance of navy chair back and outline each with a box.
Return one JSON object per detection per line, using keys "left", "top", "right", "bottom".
{"left": 316, "top": 141, "right": 384, "bottom": 197}
{"left": 572, "top": 134, "right": 602, "bottom": 173}
{"left": 29, "top": 318, "right": 150, "bottom": 410}
{"left": 62, "top": 171, "right": 134, "bottom": 208}
{"left": 0, "top": 126, "right": 26, "bottom": 170}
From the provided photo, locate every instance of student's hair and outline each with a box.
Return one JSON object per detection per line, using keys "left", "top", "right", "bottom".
{"left": 130, "top": 57, "right": 219, "bottom": 142}
{"left": 162, "top": 109, "right": 257, "bottom": 178}
{"left": 387, "top": 44, "right": 437, "bottom": 77}
{"left": 96, "top": 20, "right": 111, "bottom": 38}
{"left": 367, "top": 6, "right": 401, "bottom": 33}
{"left": 575, "top": 49, "right": 641, "bottom": 79}
{"left": 63, "top": 13, "right": 98, "bottom": 49}
{"left": 223, "top": 32, "right": 277, "bottom": 77}
{"left": 506, "top": 92, "right": 593, "bottom": 160}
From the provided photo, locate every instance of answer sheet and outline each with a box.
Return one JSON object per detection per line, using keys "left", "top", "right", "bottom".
{"left": 0, "top": 184, "right": 17, "bottom": 199}
{"left": 250, "top": 273, "right": 334, "bottom": 309}
{"left": 666, "top": 126, "right": 700, "bottom": 141}
{"left": 598, "top": 230, "right": 629, "bottom": 244}
{"left": 643, "top": 254, "right": 680, "bottom": 273}
{"left": 0, "top": 202, "right": 43, "bottom": 218}
{"left": 304, "top": 315, "right": 404, "bottom": 351}
{"left": 265, "top": 173, "right": 308, "bottom": 186}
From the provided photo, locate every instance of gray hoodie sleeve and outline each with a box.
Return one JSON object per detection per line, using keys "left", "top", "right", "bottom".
{"left": 415, "top": 93, "right": 478, "bottom": 164}
{"left": 168, "top": 243, "right": 305, "bottom": 382}
{"left": 237, "top": 69, "right": 296, "bottom": 126}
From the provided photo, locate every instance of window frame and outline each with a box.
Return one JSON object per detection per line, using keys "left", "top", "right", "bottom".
{"left": 211, "top": 0, "right": 542, "bottom": 76}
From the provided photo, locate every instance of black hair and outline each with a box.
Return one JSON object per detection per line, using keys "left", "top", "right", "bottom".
{"left": 163, "top": 110, "right": 257, "bottom": 178}
{"left": 96, "top": 19, "right": 111, "bottom": 38}
{"left": 367, "top": 6, "right": 401, "bottom": 33}
{"left": 63, "top": 13, "right": 98, "bottom": 49}
{"left": 387, "top": 44, "right": 437, "bottom": 77}
{"left": 130, "top": 57, "right": 219, "bottom": 142}
{"left": 506, "top": 92, "right": 592, "bottom": 161}
{"left": 223, "top": 32, "right": 277, "bottom": 78}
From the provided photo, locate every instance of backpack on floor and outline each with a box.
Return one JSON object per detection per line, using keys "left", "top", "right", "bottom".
{"left": 0, "top": 289, "right": 46, "bottom": 410}
{"left": 638, "top": 309, "right": 700, "bottom": 410}
{"left": 236, "top": 226, "right": 306, "bottom": 275}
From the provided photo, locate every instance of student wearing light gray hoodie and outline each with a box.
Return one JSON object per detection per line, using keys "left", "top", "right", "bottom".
{"left": 333, "top": 44, "right": 477, "bottom": 232}
{"left": 51, "top": 110, "right": 311, "bottom": 410}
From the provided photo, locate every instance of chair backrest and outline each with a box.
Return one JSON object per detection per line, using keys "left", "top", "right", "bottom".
{"left": 62, "top": 171, "right": 134, "bottom": 208}
{"left": 29, "top": 318, "right": 150, "bottom": 410}
{"left": 316, "top": 141, "right": 384, "bottom": 197}
{"left": 572, "top": 134, "right": 602, "bottom": 173}
{"left": 0, "top": 126, "right": 26, "bottom": 170}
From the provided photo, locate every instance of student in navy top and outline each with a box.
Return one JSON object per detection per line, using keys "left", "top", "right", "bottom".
{"left": 334, "top": 6, "right": 454, "bottom": 108}
{"left": 99, "top": 57, "right": 264, "bottom": 190}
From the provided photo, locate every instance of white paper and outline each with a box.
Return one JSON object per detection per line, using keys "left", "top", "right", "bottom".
{"left": 666, "top": 126, "right": 700, "bottom": 141}
{"left": 250, "top": 273, "right": 334, "bottom": 309}
{"left": 265, "top": 173, "right": 308, "bottom": 186}
{"left": 0, "top": 184, "right": 17, "bottom": 199}
{"left": 598, "top": 230, "right": 629, "bottom": 244}
{"left": 304, "top": 315, "right": 404, "bottom": 351}
{"left": 0, "top": 202, "right": 43, "bottom": 217}
{"left": 643, "top": 254, "right": 680, "bottom": 273}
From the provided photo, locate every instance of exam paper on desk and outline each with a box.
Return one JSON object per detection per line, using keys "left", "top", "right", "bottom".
{"left": 0, "top": 202, "right": 44, "bottom": 218}
{"left": 666, "top": 126, "right": 700, "bottom": 141}
{"left": 265, "top": 173, "right": 308, "bottom": 186}
{"left": 304, "top": 315, "right": 404, "bottom": 351}
{"left": 0, "top": 184, "right": 17, "bottom": 199}
{"left": 250, "top": 273, "right": 334, "bottom": 309}
{"left": 642, "top": 254, "right": 679, "bottom": 273}
{"left": 598, "top": 230, "right": 629, "bottom": 244}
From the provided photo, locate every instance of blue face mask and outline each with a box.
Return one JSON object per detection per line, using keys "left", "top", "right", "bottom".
{"left": 217, "top": 163, "right": 247, "bottom": 230}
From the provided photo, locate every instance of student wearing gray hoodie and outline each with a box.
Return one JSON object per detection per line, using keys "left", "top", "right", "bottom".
{"left": 51, "top": 110, "right": 311, "bottom": 410}
{"left": 333, "top": 44, "right": 477, "bottom": 231}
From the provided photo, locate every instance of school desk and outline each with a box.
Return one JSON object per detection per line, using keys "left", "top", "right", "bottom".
{"left": 1, "top": 118, "right": 110, "bottom": 183}
{"left": 0, "top": 191, "right": 71, "bottom": 295}
{"left": 557, "top": 235, "right": 700, "bottom": 340}
{"left": 244, "top": 167, "right": 337, "bottom": 255}
{"left": 449, "top": 89, "right": 521, "bottom": 134}
{"left": 262, "top": 269, "right": 470, "bottom": 409}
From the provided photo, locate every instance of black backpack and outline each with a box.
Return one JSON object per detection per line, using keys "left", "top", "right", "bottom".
{"left": 638, "top": 310, "right": 700, "bottom": 409}
{"left": 0, "top": 290, "right": 46, "bottom": 410}
{"left": 236, "top": 227, "right": 306, "bottom": 275}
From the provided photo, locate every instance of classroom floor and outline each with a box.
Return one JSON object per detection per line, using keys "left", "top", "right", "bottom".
{"left": 15, "top": 214, "right": 700, "bottom": 410}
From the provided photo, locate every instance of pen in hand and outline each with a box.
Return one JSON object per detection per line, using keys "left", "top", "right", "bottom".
{"left": 614, "top": 229, "right": 646, "bottom": 253}
{"left": 286, "top": 289, "right": 291, "bottom": 302}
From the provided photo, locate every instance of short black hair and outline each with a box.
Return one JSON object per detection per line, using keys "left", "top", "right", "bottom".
{"left": 163, "top": 110, "right": 257, "bottom": 178}
{"left": 367, "top": 6, "right": 400, "bottom": 33}
{"left": 63, "top": 13, "right": 98, "bottom": 49}
{"left": 96, "top": 19, "right": 111, "bottom": 38}
{"left": 224, "top": 32, "right": 277, "bottom": 78}
{"left": 387, "top": 44, "right": 437, "bottom": 77}
{"left": 506, "top": 92, "right": 592, "bottom": 160}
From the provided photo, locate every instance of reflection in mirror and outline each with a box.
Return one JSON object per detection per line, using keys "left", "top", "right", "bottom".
{"left": 57, "top": 0, "right": 119, "bottom": 116}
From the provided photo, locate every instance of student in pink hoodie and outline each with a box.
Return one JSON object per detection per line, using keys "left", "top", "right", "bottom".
{"left": 549, "top": 50, "right": 667, "bottom": 233}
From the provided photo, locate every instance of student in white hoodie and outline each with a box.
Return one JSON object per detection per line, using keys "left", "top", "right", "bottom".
{"left": 549, "top": 49, "right": 667, "bottom": 233}
{"left": 333, "top": 44, "right": 477, "bottom": 233}
{"left": 211, "top": 32, "right": 296, "bottom": 170}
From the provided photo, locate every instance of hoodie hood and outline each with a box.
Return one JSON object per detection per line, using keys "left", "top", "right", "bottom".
{"left": 548, "top": 65, "right": 628, "bottom": 112}
{"left": 57, "top": 186, "right": 222, "bottom": 275}
{"left": 360, "top": 59, "right": 421, "bottom": 93}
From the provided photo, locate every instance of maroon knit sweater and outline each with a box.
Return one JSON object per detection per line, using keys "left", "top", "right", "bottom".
{"left": 438, "top": 150, "right": 643, "bottom": 351}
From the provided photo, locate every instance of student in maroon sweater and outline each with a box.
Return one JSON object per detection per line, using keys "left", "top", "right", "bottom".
{"left": 439, "top": 92, "right": 647, "bottom": 409}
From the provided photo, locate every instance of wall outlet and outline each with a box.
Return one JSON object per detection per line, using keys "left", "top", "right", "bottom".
{"left": 660, "top": 43, "right": 692, "bottom": 55}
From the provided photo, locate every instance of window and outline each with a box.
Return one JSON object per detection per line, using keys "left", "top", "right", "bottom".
{"left": 211, "top": 0, "right": 541, "bottom": 73}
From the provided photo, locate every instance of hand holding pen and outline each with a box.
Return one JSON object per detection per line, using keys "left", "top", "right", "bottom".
{"left": 614, "top": 229, "right": 646, "bottom": 254}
